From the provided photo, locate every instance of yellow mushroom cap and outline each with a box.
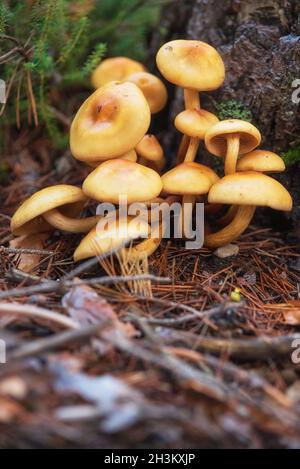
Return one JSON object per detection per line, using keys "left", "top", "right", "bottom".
{"left": 73, "top": 217, "right": 150, "bottom": 261}
{"left": 237, "top": 149, "right": 286, "bottom": 173}
{"left": 91, "top": 57, "right": 145, "bottom": 88}
{"left": 135, "top": 134, "right": 164, "bottom": 162}
{"left": 205, "top": 119, "right": 261, "bottom": 157}
{"left": 11, "top": 185, "right": 87, "bottom": 236}
{"left": 82, "top": 159, "right": 163, "bottom": 204}
{"left": 208, "top": 171, "right": 292, "bottom": 211}
{"left": 126, "top": 72, "right": 168, "bottom": 114}
{"left": 156, "top": 40, "right": 225, "bottom": 91}
{"left": 175, "top": 109, "right": 219, "bottom": 139}
{"left": 162, "top": 162, "right": 219, "bottom": 195}
{"left": 70, "top": 81, "right": 151, "bottom": 164}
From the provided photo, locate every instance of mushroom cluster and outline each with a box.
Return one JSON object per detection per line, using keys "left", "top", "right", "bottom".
{"left": 10, "top": 40, "right": 293, "bottom": 262}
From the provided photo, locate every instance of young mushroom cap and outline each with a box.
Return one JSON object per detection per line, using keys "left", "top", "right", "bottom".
{"left": 82, "top": 159, "right": 163, "bottom": 204}
{"left": 70, "top": 81, "right": 151, "bottom": 164}
{"left": 156, "top": 40, "right": 225, "bottom": 91}
{"left": 91, "top": 57, "right": 145, "bottom": 88}
{"left": 73, "top": 217, "right": 150, "bottom": 261}
{"left": 236, "top": 150, "right": 286, "bottom": 173}
{"left": 205, "top": 119, "right": 261, "bottom": 157}
{"left": 175, "top": 109, "right": 219, "bottom": 139}
{"left": 162, "top": 162, "right": 219, "bottom": 195}
{"left": 208, "top": 171, "right": 292, "bottom": 211}
{"left": 11, "top": 185, "right": 87, "bottom": 236}
{"left": 135, "top": 134, "right": 164, "bottom": 162}
{"left": 126, "top": 72, "right": 168, "bottom": 114}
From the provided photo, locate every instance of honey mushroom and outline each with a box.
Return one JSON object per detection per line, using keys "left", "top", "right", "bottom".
{"left": 205, "top": 119, "right": 261, "bottom": 175}
{"left": 73, "top": 216, "right": 151, "bottom": 262}
{"left": 162, "top": 162, "right": 219, "bottom": 237}
{"left": 126, "top": 72, "right": 168, "bottom": 114}
{"left": 204, "top": 172, "right": 292, "bottom": 248}
{"left": 236, "top": 149, "right": 286, "bottom": 173}
{"left": 156, "top": 39, "right": 225, "bottom": 163}
{"left": 218, "top": 149, "right": 286, "bottom": 226}
{"left": 135, "top": 134, "right": 166, "bottom": 172}
{"left": 91, "top": 57, "right": 146, "bottom": 89}
{"left": 11, "top": 185, "right": 101, "bottom": 236}
{"left": 70, "top": 81, "right": 151, "bottom": 166}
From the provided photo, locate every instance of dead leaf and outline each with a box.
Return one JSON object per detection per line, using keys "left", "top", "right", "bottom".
{"left": 52, "top": 363, "right": 147, "bottom": 432}
{"left": 62, "top": 283, "right": 138, "bottom": 345}
{"left": 10, "top": 233, "right": 48, "bottom": 273}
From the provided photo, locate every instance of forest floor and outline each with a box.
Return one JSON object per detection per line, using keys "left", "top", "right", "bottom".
{"left": 0, "top": 135, "right": 300, "bottom": 449}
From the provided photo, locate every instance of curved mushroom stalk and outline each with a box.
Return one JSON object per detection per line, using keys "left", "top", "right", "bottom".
{"left": 217, "top": 205, "right": 239, "bottom": 226}
{"left": 43, "top": 209, "right": 101, "bottom": 233}
{"left": 204, "top": 205, "right": 256, "bottom": 248}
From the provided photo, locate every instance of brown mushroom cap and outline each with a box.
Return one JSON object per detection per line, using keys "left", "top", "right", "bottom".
{"left": 11, "top": 185, "right": 87, "bottom": 236}
{"left": 156, "top": 40, "right": 225, "bottom": 91}
{"left": 135, "top": 134, "right": 164, "bottom": 162}
{"left": 73, "top": 217, "right": 150, "bottom": 261}
{"left": 205, "top": 119, "right": 261, "bottom": 157}
{"left": 91, "top": 57, "right": 145, "bottom": 88}
{"left": 237, "top": 150, "right": 286, "bottom": 173}
{"left": 175, "top": 109, "right": 219, "bottom": 139}
{"left": 162, "top": 162, "right": 219, "bottom": 195}
{"left": 82, "top": 159, "right": 163, "bottom": 204}
{"left": 70, "top": 81, "right": 151, "bottom": 164}
{"left": 208, "top": 171, "right": 292, "bottom": 211}
{"left": 126, "top": 72, "right": 168, "bottom": 114}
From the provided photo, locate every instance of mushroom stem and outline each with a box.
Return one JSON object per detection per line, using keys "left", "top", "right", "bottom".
{"left": 184, "top": 89, "right": 200, "bottom": 110}
{"left": 180, "top": 195, "right": 196, "bottom": 239}
{"left": 225, "top": 136, "right": 240, "bottom": 175}
{"left": 184, "top": 137, "right": 200, "bottom": 163}
{"left": 217, "top": 205, "right": 239, "bottom": 226}
{"left": 43, "top": 209, "right": 101, "bottom": 233}
{"left": 177, "top": 134, "right": 190, "bottom": 164}
{"left": 176, "top": 89, "right": 200, "bottom": 165}
{"left": 204, "top": 205, "right": 256, "bottom": 248}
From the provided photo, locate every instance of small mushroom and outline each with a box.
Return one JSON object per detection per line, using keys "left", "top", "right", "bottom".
{"left": 11, "top": 185, "right": 100, "bottom": 236}
{"left": 91, "top": 57, "right": 145, "bottom": 88}
{"left": 205, "top": 119, "right": 261, "bottom": 175}
{"left": 175, "top": 109, "right": 219, "bottom": 140}
{"left": 73, "top": 216, "right": 150, "bottom": 262}
{"left": 135, "top": 134, "right": 166, "bottom": 171}
{"left": 126, "top": 72, "right": 168, "bottom": 114}
{"left": 205, "top": 171, "right": 293, "bottom": 248}
{"left": 162, "top": 162, "right": 219, "bottom": 236}
{"left": 219, "top": 149, "right": 285, "bottom": 226}
{"left": 236, "top": 149, "right": 286, "bottom": 173}
{"left": 157, "top": 40, "right": 225, "bottom": 164}
{"left": 70, "top": 81, "right": 151, "bottom": 165}
{"left": 82, "top": 159, "right": 163, "bottom": 204}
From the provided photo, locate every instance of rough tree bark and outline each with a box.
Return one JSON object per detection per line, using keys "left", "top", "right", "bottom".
{"left": 150, "top": 0, "right": 300, "bottom": 232}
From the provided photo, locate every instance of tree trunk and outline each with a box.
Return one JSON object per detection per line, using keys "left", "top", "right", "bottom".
{"left": 150, "top": 0, "right": 300, "bottom": 233}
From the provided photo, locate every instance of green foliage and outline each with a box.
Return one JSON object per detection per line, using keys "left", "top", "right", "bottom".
{"left": 0, "top": 0, "right": 165, "bottom": 150}
{"left": 281, "top": 143, "right": 300, "bottom": 166}
{"left": 216, "top": 99, "right": 253, "bottom": 122}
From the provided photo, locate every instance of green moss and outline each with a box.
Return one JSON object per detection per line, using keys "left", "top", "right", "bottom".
{"left": 216, "top": 100, "right": 253, "bottom": 122}
{"left": 281, "top": 142, "right": 300, "bottom": 166}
